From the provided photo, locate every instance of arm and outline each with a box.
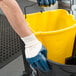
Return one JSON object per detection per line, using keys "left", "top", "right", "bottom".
{"left": 0, "top": 0, "right": 32, "bottom": 37}
{"left": 0, "top": 0, "right": 50, "bottom": 72}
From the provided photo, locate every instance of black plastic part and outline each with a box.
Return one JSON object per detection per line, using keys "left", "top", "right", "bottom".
{"left": 72, "top": 37, "right": 76, "bottom": 56}
{"left": 22, "top": 60, "right": 76, "bottom": 76}
{"left": 65, "top": 56, "right": 76, "bottom": 65}
{"left": 22, "top": 71, "right": 32, "bottom": 76}
{"left": 65, "top": 37, "right": 76, "bottom": 65}
{"left": 0, "top": 15, "right": 22, "bottom": 69}
{"left": 48, "top": 60, "right": 76, "bottom": 76}
{"left": 29, "top": 60, "right": 76, "bottom": 76}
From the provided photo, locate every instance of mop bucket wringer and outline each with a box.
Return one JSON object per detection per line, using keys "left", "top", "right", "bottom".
{"left": 25, "top": 9, "right": 76, "bottom": 64}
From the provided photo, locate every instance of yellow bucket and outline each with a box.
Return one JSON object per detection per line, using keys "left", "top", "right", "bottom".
{"left": 26, "top": 9, "right": 76, "bottom": 64}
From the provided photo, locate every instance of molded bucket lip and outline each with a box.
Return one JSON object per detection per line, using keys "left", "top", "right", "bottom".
{"left": 35, "top": 24, "right": 76, "bottom": 36}
{"left": 26, "top": 9, "right": 69, "bottom": 16}
{"left": 26, "top": 9, "right": 76, "bottom": 36}
{"left": 48, "top": 60, "right": 76, "bottom": 73}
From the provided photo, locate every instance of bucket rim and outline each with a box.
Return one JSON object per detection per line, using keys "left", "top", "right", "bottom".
{"left": 26, "top": 9, "right": 69, "bottom": 15}
{"left": 35, "top": 24, "right": 76, "bottom": 36}
{"left": 26, "top": 9, "right": 76, "bottom": 36}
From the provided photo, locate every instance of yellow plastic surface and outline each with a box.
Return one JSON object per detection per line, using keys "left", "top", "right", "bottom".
{"left": 25, "top": 9, "right": 76, "bottom": 64}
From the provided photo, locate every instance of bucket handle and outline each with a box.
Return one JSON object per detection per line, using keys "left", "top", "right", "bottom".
{"left": 24, "top": 4, "right": 43, "bottom": 19}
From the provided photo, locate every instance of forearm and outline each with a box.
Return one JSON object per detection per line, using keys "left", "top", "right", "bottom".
{"left": 0, "top": 0, "right": 32, "bottom": 37}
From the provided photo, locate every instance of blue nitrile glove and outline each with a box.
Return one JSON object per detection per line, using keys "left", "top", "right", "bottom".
{"left": 37, "top": 0, "right": 43, "bottom": 6}
{"left": 27, "top": 46, "right": 50, "bottom": 72}
{"left": 37, "top": 0, "right": 56, "bottom": 6}
{"left": 52, "top": 0, "right": 56, "bottom": 5}
{"left": 37, "top": 0, "right": 49, "bottom": 6}
{"left": 40, "top": 45, "right": 47, "bottom": 58}
{"left": 49, "top": 0, "right": 51, "bottom": 6}
{"left": 44, "top": 0, "right": 49, "bottom": 6}
{"left": 49, "top": 0, "right": 56, "bottom": 5}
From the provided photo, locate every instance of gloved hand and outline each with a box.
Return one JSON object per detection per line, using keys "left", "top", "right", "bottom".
{"left": 27, "top": 46, "right": 50, "bottom": 72}
{"left": 37, "top": 0, "right": 56, "bottom": 7}
{"left": 27, "top": 53, "right": 50, "bottom": 72}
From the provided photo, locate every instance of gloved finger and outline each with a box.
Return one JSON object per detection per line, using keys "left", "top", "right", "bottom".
{"left": 37, "top": 0, "right": 45, "bottom": 6}
{"left": 37, "top": 0, "right": 40, "bottom": 5}
{"left": 33, "top": 54, "right": 50, "bottom": 71}
{"left": 52, "top": 0, "right": 56, "bottom": 5}
{"left": 34, "top": 61, "right": 45, "bottom": 71}
{"left": 48, "top": 0, "right": 52, "bottom": 6}
{"left": 39, "top": 0, "right": 44, "bottom": 6}
{"left": 29, "top": 56, "right": 48, "bottom": 71}
{"left": 27, "top": 53, "right": 50, "bottom": 71}
{"left": 39, "top": 56, "right": 50, "bottom": 71}
{"left": 44, "top": 0, "right": 49, "bottom": 6}
{"left": 40, "top": 45, "right": 47, "bottom": 58}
